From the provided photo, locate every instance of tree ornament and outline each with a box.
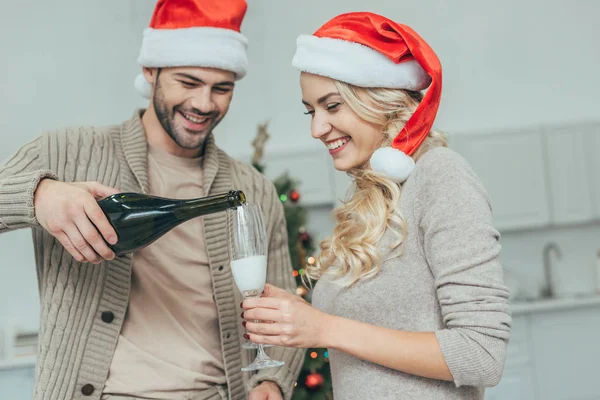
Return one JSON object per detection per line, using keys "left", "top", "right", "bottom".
{"left": 290, "top": 190, "right": 301, "bottom": 203}
{"left": 300, "top": 232, "right": 311, "bottom": 245}
{"left": 305, "top": 372, "right": 324, "bottom": 390}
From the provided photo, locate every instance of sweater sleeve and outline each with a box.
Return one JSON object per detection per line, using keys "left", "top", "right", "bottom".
{"left": 415, "top": 148, "right": 511, "bottom": 388}
{"left": 246, "top": 180, "right": 306, "bottom": 400}
{"left": 0, "top": 135, "right": 57, "bottom": 232}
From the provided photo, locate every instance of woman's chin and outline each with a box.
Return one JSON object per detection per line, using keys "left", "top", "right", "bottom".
{"left": 332, "top": 157, "right": 360, "bottom": 172}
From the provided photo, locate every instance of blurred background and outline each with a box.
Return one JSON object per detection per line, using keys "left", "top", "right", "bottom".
{"left": 0, "top": 1, "right": 599, "bottom": 399}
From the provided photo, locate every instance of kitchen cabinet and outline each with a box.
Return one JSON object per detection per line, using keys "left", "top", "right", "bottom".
{"left": 583, "top": 124, "right": 600, "bottom": 220}
{"left": 450, "top": 129, "right": 550, "bottom": 231}
{"left": 486, "top": 296, "right": 600, "bottom": 400}
{"left": 543, "top": 123, "right": 596, "bottom": 224}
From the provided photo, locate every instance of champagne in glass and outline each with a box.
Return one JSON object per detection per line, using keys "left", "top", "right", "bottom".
{"left": 232, "top": 252, "right": 272, "bottom": 350}
{"left": 227, "top": 203, "right": 285, "bottom": 371}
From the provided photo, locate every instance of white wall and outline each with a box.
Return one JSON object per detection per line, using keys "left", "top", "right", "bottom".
{"left": 1, "top": 0, "right": 598, "bottom": 334}
{"left": 222, "top": 0, "right": 600, "bottom": 153}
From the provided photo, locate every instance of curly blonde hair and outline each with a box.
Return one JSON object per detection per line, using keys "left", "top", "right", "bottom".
{"left": 305, "top": 82, "right": 447, "bottom": 287}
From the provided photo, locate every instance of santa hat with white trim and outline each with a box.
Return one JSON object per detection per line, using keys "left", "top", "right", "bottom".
{"left": 134, "top": 0, "right": 249, "bottom": 98}
{"left": 292, "top": 12, "right": 442, "bottom": 183}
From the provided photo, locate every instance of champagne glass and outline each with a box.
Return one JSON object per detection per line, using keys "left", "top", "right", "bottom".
{"left": 227, "top": 203, "right": 285, "bottom": 371}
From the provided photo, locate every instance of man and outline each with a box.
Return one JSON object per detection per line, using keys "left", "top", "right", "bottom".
{"left": 0, "top": 1, "right": 304, "bottom": 399}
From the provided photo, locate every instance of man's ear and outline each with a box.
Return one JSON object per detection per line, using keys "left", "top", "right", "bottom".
{"left": 142, "top": 67, "right": 158, "bottom": 85}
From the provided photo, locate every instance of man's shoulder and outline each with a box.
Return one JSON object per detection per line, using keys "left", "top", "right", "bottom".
{"left": 45, "top": 122, "right": 121, "bottom": 142}
{"left": 44, "top": 111, "right": 140, "bottom": 143}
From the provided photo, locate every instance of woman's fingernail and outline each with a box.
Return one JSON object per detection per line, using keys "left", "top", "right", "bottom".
{"left": 240, "top": 302, "right": 243, "bottom": 308}
{"left": 242, "top": 321, "right": 247, "bottom": 327}
{"left": 243, "top": 334, "right": 250, "bottom": 340}
{"left": 241, "top": 312, "right": 244, "bottom": 319}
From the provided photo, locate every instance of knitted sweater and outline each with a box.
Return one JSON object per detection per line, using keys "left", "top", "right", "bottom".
{"left": 0, "top": 110, "right": 304, "bottom": 400}
{"left": 312, "top": 147, "right": 512, "bottom": 400}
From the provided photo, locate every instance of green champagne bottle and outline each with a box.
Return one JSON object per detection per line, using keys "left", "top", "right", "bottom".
{"left": 97, "top": 190, "right": 246, "bottom": 255}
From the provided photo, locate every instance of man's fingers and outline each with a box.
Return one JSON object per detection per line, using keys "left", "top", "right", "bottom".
{"left": 75, "top": 215, "right": 115, "bottom": 260}
{"left": 62, "top": 225, "right": 101, "bottom": 264}
{"left": 83, "top": 200, "right": 118, "bottom": 245}
{"left": 55, "top": 232, "right": 85, "bottom": 263}
{"left": 83, "top": 181, "right": 119, "bottom": 200}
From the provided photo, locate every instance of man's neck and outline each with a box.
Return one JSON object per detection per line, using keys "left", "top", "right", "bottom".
{"left": 141, "top": 107, "right": 204, "bottom": 159}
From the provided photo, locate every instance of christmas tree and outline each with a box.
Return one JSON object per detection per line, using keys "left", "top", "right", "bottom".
{"left": 251, "top": 122, "right": 333, "bottom": 400}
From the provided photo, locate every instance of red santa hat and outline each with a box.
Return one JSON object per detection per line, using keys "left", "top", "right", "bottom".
{"left": 134, "top": 0, "right": 249, "bottom": 98}
{"left": 292, "top": 12, "right": 442, "bottom": 183}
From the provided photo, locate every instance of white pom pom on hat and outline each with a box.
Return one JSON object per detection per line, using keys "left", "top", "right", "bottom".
{"left": 369, "top": 147, "right": 415, "bottom": 183}
{"left": 134, "top": 73, "right": 153, "bottom": 99}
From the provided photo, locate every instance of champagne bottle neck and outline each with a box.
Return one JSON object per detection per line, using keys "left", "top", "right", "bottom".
{"left": 176, "top": 190, "right": 246, "bottom": 220}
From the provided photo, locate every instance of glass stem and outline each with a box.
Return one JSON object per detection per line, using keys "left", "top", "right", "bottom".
{"left": 257, "top": 344, "right": 268, "bottom": 358}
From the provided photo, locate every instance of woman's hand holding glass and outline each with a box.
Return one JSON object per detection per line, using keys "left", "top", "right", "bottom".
{"left": 241, "top": 283, "right": 333, "bottom": 349}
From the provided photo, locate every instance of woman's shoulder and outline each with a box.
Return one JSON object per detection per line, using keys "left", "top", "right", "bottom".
{"left": 410, "top": 146, "right": 489, "bottom": 203}
{"left": 415, "top": 146, "right": 473, "bottom": 176}
{"left": 413, "top": 146, "right": 480, "bottom": 185}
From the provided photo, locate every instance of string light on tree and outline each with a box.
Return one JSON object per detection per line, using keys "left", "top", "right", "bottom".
{"left": 296, "top": 285, "right": 308, "bottom": 297}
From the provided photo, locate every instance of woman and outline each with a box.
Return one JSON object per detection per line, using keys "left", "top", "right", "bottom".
{"left": 242, "top": 12, "right": 511, "bottom": 400}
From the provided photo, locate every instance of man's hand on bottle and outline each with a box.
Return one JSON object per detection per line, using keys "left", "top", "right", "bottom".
{"left": 34, "top": 179, "right": 119, "bottom": 264}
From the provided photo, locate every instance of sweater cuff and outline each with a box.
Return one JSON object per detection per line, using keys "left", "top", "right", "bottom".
{"left": 247, "top": 363, "right": 297, "bottom": 400}
{"left": 435, "top": 329, "right": 473, "bottom": 387}
{"left": 435, "top": 328, "right": 505, "bottom": 388}
{"left": 0, "top": 170, "right": 58, "bottom": 229}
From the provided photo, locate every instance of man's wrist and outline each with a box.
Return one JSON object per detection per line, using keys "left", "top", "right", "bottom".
{"left": 33, "top": 178, "right": 55, "bottom": 205}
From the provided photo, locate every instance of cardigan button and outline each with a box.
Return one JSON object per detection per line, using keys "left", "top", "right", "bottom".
{"left": 101, "top": 311, "right": 115, "bottom": 323}
{"left": 81, "top": 384, "right": 95, "bottom": 396}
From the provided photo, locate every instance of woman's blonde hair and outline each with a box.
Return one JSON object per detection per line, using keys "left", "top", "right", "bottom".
{"left": 305, "top": 81, "right": 447, "bottom": 287}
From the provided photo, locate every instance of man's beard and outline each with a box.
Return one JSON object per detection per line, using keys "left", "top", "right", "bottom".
{"left": 153, "top": 80, "right": 221, "bottom": 150}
